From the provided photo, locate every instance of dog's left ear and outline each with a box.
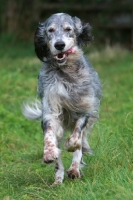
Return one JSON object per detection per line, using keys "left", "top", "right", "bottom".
{"left": 73, "top": 16, "right": 93, "bottom": 47}
{"left": 34, "top": 22, "right": 49, "bottom": 62}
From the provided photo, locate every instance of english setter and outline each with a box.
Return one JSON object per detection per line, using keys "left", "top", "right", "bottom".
{"left": 23, "top": 13, "right": 102, "bottom": 186}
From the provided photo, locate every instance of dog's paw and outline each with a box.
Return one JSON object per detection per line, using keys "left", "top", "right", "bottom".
{"left": 51, "top": 177, "right": 63, "bottom": 187}
{"left": 65, "top": 134, "right": 82, "bottom": 152}
{"left": 67, "top": 167, "right": 82, "bottom": 179}
{"left": 43, "top": 147, "right": 60, "bottom": 163}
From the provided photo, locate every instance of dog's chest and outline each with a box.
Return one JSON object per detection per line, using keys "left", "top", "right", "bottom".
{"left": 50, "top": 74, "right": 91, "bottom": 111}
{"left": 52, "top": 69, "right": 88, "bottom": 98}
{"left": 40, "top": 65, "right": 94, "bottom": 113}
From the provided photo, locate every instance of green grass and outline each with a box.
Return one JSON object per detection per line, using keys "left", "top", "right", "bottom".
{"left": 0, "top": 38, "right": 133, "bottom": 200}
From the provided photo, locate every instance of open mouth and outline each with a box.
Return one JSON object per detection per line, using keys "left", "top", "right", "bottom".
{"left": 54, "top": 47, "right": 74, "bottom": 64}
{"left": 55, "top": 53, "right": 67, "bottom": 63}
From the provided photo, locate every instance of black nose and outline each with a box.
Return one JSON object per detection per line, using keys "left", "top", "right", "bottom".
{"left": 54, "top": 41, "right": 65, "bottom": 50}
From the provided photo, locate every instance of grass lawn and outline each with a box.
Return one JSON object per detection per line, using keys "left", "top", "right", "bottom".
{"left": 0, "top": 37, "right": 133, "bottom": 200}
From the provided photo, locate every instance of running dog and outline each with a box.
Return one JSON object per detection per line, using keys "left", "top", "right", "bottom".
{"left": 23, "top": 13, "right": 102, "bottom": 186}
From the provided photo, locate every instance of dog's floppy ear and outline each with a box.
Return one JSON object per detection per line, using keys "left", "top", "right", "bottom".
{"left": 34, "top": 23, "right": 49, "bottom": 62}
{"left": 73, "top": 16, "right": 93, "bottom": 47}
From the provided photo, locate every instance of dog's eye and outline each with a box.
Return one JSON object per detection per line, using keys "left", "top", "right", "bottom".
{"left": 48, "top": 28, "right": 55, "bottom": 33}
{"left": 65, "top": 27, "right": 72, "bottom": 32}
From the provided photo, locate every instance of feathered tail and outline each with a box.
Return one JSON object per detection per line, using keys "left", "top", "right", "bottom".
{"left": 22, "top": 99, "right": 42, "bottom": 120}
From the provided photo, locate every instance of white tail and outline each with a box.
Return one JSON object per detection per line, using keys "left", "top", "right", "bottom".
{"left": 22, "top": 99, "right": 42, "bottom": 120}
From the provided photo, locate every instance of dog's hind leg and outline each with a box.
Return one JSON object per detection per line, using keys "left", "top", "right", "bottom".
{"left": 51, "top": 154, "right": 64, "bottom": 186}
{"left": 80, "top": 132, "right": 93, "bottom": 166}
{"left": 67, "top": 149, "right": 82, "bottom": 179}
{"left": 82, "top": 131, "right": 93, "bottom": 155}
{"left": 51, "top": 139, "right": 64, "bottom": 186}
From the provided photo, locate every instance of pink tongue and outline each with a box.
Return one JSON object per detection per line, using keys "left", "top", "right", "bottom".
{"left": 65, "top": 47, "right": 74, "bottom": 54}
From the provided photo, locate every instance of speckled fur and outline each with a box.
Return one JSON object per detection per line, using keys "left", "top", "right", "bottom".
{"left": 22, "top": 13, "right": 102, "bottom": 185}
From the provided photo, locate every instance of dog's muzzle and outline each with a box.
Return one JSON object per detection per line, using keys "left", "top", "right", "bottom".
{"left": 54, "top": 47, "right": 75, "bottom": 64}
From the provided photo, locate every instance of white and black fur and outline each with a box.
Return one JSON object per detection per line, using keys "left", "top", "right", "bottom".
{"left": 23, "top": 13, "right": 102, "bottom": 186}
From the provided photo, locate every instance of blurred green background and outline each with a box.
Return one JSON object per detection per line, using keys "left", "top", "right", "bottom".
{"left": 0, "top": 0, "right": 133, "bottom": 49}
{"left": 0, "top": 1, "right": 133, "bottom": 199}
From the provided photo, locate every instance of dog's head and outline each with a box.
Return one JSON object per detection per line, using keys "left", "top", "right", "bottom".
{"left": 34, "top": 13, "right": 93, "bottom": 65}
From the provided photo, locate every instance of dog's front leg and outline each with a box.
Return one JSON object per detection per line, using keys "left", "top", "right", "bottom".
{"left": 67, "top": 149, "right": 82, "bottom": 179}
{"left": 66, "top": 115, "right": 97, "bottom": 179}
{"left": 42, "top": 116, "right": 63, "bottom": 164}
{"left": 65, "top": 116, "right": 89, "bottom": 152}
{"left": 65, "top": 115, "right": 97, "bottom": 152}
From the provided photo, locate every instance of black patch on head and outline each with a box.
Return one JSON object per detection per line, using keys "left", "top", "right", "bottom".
{"left": 34, "top": 23, "right": 50, "bottom": 62}
{"left": 77, "top": 23, "right": 93, "bottom": 47}
{"left": 73, "top": 16, "right": 93, "bottom": 47}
